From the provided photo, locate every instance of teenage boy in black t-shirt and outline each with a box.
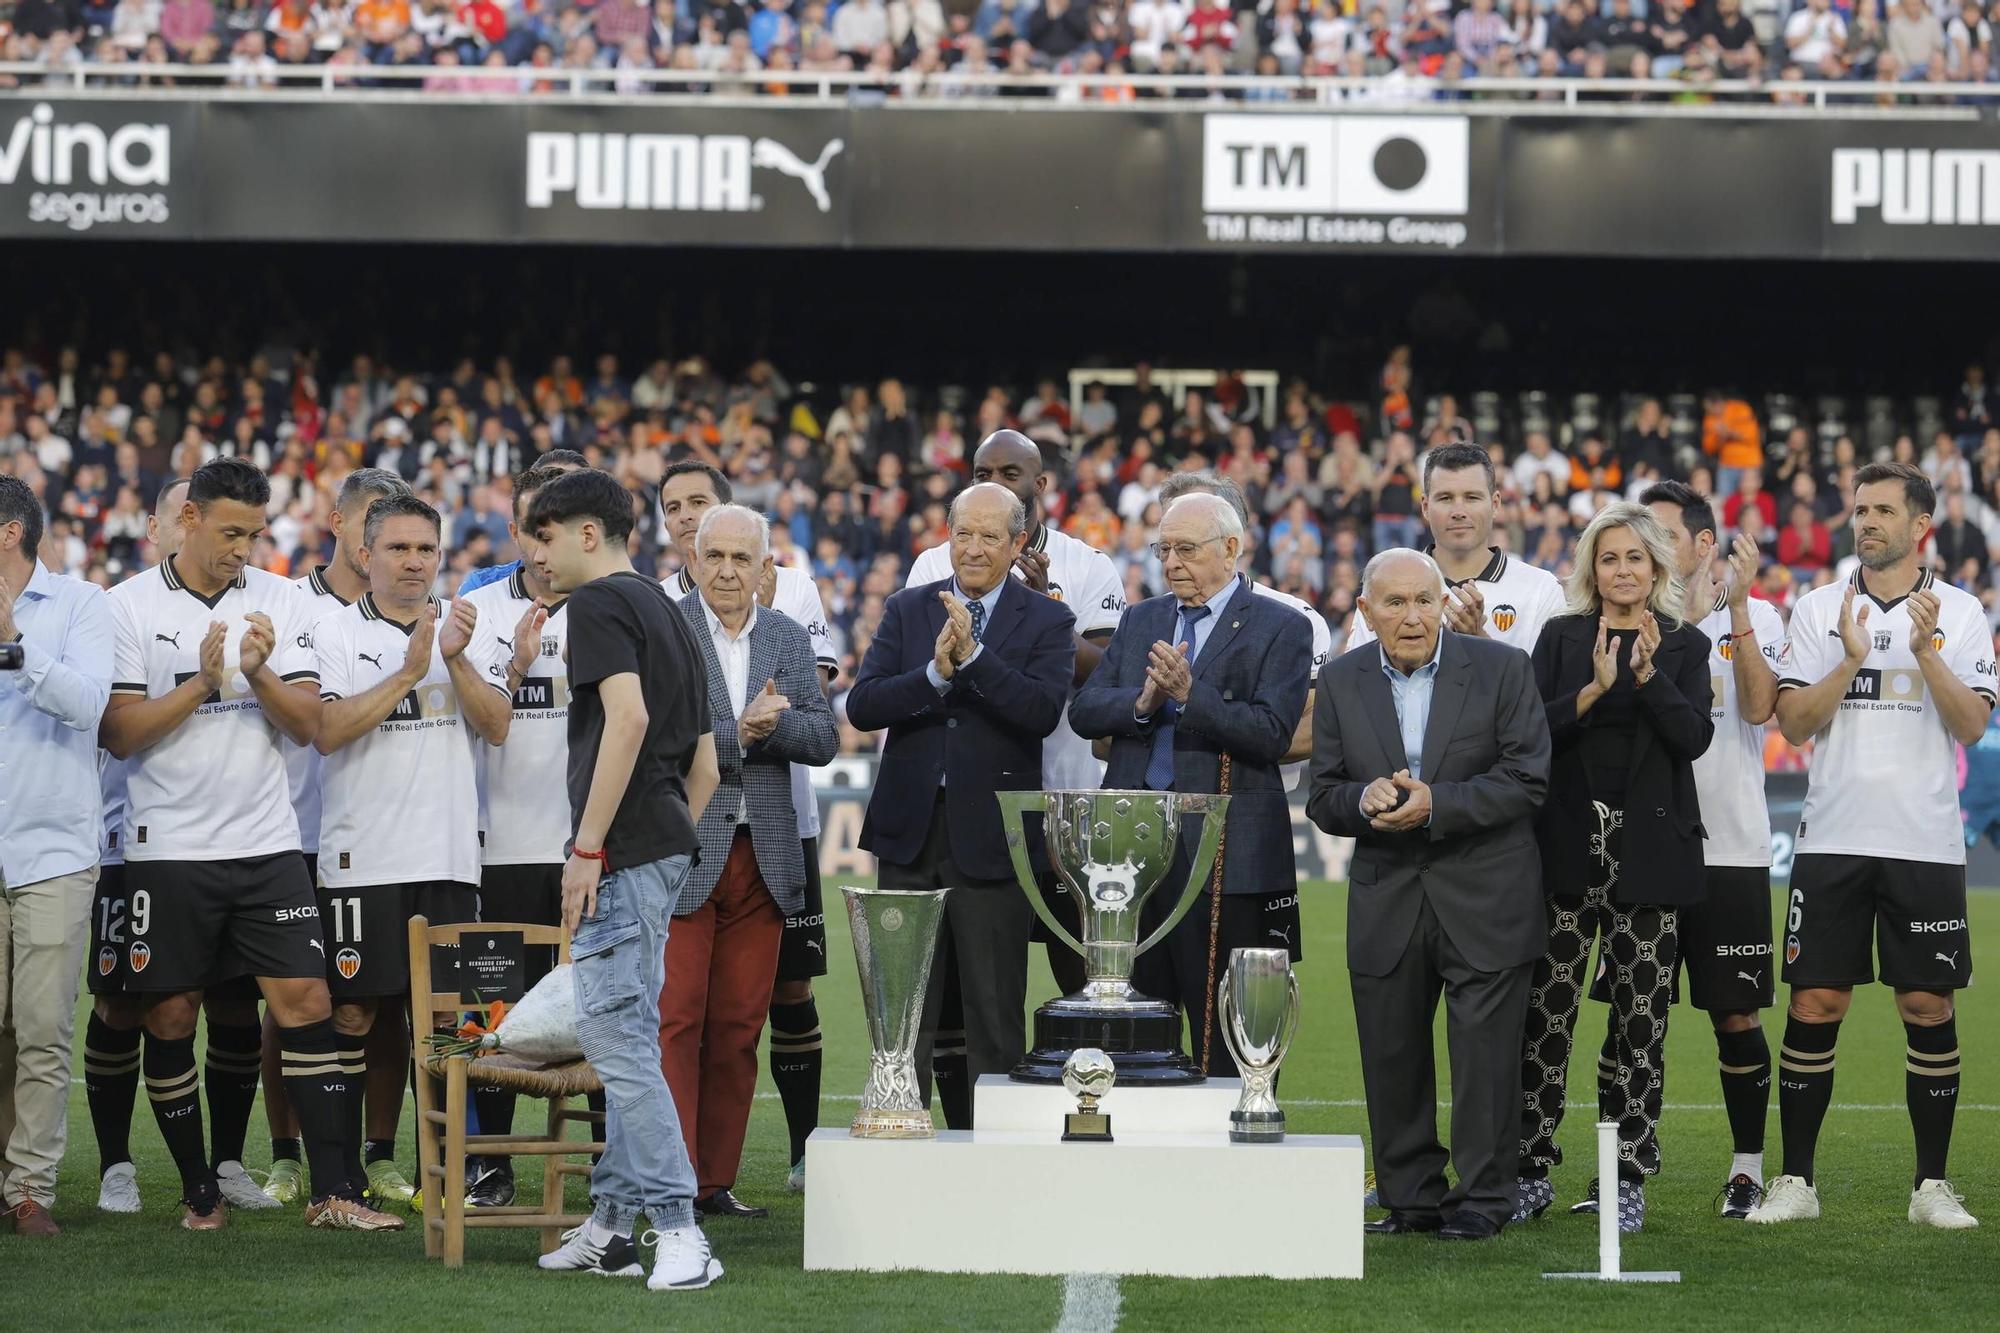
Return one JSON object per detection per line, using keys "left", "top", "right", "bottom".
{"left": 520, "top": 468, "right": 725, "bottom": 1292}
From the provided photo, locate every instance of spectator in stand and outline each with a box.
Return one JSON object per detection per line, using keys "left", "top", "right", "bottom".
{"left": 1371, "top": 430, "right": 1423, "bottom": 553}
{"left": 1549, "top": 0, "right": 1603, "bottom": 69}
{"left": 1645, "top": 0, "right": 1697, "bottom": 72}
{"left": 1453, "top": 0, "right": 1509, "bottom": 64}
{"left": 1701, "top": 390, "right": 1762, "bottom": 497}
{"left": 834, "top": 0, "right": 889, "bottom": 56}
{"left": 1888, "top": 0, "right": 1947, "bottom": 73}
{"left": 1932, "top": 491, "right": 1990, "bottom": 586}
{"left": 1259, "top": 0, "right": 1310, "bottom": 72}
{"left": 1513, "top": 429, "right": 1571, "bottom": 498}
{"left": 1733, "top": 500, "right": 1775, "bottom": 561}
{"left": 1180, "top": 0, "right": 1238, "bottom": 50}
{"left": 1779, "top": 499, "right": 1833, "bottom": 578}
{"left": 1924, "top": 429, "right": 1976, "bottom": 495}
{"left": 1954, "top": 363, "right": 1995, "bottom": 444}
{"left": 1601, "top": 0, "right": 1647, "bottom": 68}
{"left": 1842, "top": 0, "right": 1887, "bottom": 75}
{"left": 1063, "top": 487, "right": 1121, "bottom": 549}
{"left": 1785, "top": 0, "right": 1847, "bottom": 68}
{"left": 1568, "top": 434, "right": 1622, "bottom": 496}
{"left": 1126, "top": 0, "right": 1187, "bottom": 68}
{"left": 1721, "top": 468, "right": 1777, "bottom": 534}
{"left": 749, "top": 0, "right": 797, "bottom": 61}
{"left": 1028, "top": 0, "right": 1088, "bottom": 56}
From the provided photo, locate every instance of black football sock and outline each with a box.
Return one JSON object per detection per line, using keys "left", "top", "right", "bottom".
{"left": 270, "top": 1136, "right": 302, "bottom": 1163}
{"left": 1777, "top": 1015, "right": 1839, "bottom": 1185}
{"left": 144, "top": 1033, "right": 214, "bottom": 1199}
{"left": 769, "top": 998, "right": 824, "bottom": 1166}
{"left": 204, "top": 1021, "right": 264, "bottom": 1169}
{"left": 931, "top": 1029, "right": 971, "bottom": 1132}
{"left": 1716, "top": 1026, "right": 1772, "bottom": 1158}
{"left": 1906, "top": 1018, "right": 1961, "bottom": 1186}
{"left": 473, "top": 1086, "right": 517, "bottom": 1138}
{"left": 279, "top": 1019, "right": 362, "bottom": 1202}
{"left": 84, "top": 1014, "right": 143, "bottom": 1177}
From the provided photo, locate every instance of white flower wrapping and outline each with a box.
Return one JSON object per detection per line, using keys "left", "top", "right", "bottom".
{"left": 463, "top": 964, "right": 583, "bottom": 1066}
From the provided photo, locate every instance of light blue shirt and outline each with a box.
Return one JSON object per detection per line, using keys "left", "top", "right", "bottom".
{"left": 1363, "top": 634, "right": 1444, "bottom": 824}
{"left": 925, "top": 579, "right": 1005, "bottom": 694}
{"left": 1137, "top": 576, "right": 1241, "bottom": 721}
{"left": 1, "top": 563, "right": 114, "bottom": 885}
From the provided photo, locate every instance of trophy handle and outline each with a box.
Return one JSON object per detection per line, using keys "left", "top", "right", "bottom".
{"left": 995, "top": 790, "right": 1086, "bottom": 959}
{"left": 1279, "top": 967, "right": 1301, "bottom": 1056}
{"left": 1133, "top": 795, "right": 1230, "bottom": 958}
{"left": 1217, "top": 969, "right": 1244, "bottom": 1069}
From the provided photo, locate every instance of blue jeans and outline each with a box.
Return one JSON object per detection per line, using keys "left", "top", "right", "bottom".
{"left": 571, "top": 853, "right": 696, "bottom": 1235}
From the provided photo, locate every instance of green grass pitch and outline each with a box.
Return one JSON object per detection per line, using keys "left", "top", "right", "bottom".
{"left": 14, "top": 881, "right": 1995, "bottom": 1331}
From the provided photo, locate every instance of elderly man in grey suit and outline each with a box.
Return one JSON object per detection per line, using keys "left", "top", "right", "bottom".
{"left": 1071, "top": 492, "right": 1313, "bottom": 1077}
{"left": 1306, "top": 548, "right": 1550, "bottom": 1241}
{"left": 666, "top": 504, "right": 838, "bottom": 1220}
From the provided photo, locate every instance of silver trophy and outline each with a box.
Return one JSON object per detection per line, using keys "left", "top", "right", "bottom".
{"left": 1219, "top": 947, "right": 1300, "bottom": 1143}
{"left": 996, "top": 789, "right": 1230, "bottom": 1084}
{"left": 842, "top": 885, "right": 950, "bottom": 1138}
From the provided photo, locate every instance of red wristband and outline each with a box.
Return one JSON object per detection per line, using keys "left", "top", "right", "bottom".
{"left": 571, "top": 846, "right": 610, "bottom": 870}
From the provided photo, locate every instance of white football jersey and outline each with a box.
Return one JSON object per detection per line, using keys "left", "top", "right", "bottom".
{"left": 908, "top": 523, "right": 1125, "bottom": 791}
{"left": 314, "top": 594, "right": 485, "bottom": 888}
{"left": 1347, "top": 548, "right": 1566, "bottom": 658}
{"left": 108, "top": 559, "right": 320, "bottom": 862}
{"left": 1250, "top": 581, "right": 1334, "bottom": 793}
{"left": 670, "top": 563, "right": 835, "bottom": 838}
{"left": 100, "top": 752, "right": 128, "bottom": 868}
{"left": 1693, "top": 593, "right": 1786, "bottom": 867}
{"left": 465, "top": 569, "right": 572, "bottom": 866}
{"left": 287, "top": 565, "right": 354, "bottom": 855}
{"left": 1778, "top": 568, "right": 1996, "bottom": 866}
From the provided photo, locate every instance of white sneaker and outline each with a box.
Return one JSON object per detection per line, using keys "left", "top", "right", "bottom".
{"left": 1910, "top": 1179, "right": 1980, "bottom": 1230}
{"left": 97, "top": 1162, "right": 141, "bottom": 1214}
{"left": 1745, "top": 1174, "right": 1820, "bottom": 1225}
{"left": 538, "top": 1223, "right": 644, "bottom": 1276}
{"left": 644, "top": 1225, "right": 723, "bottom": 1291}
{"left": 215, "top": 1160, "right": 284, "bottom": 1210}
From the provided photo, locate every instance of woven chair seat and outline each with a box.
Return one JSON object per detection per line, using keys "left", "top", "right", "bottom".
{"left": 424, "top": 1052, "right": 601, "bottom": 1098}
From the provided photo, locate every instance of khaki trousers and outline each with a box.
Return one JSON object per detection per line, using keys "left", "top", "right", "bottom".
{"left": 0, "top": 864, "right": 96, "bottom": 1208}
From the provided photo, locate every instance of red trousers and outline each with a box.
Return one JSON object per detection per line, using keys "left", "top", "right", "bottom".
{"left": 658, "top": 830, "right": 784, "bottom": 1198}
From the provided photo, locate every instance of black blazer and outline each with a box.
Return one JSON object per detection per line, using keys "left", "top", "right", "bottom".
{"left": 1531, "top": 612, "right": 1714, "bottom": 907}
{"left": 1306, "top": 632, "right": 1551, "bottom": 975}
{"left": 845, "top": 576, "right": 1076, "bottom": 882}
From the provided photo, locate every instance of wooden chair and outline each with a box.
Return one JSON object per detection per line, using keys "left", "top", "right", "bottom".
{"left": 408, "top": 915, "right": 604, "bottom": 1268}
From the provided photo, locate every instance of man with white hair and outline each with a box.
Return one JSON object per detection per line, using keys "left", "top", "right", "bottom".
{"left": 1072, "top": 491, "right": 1313, "bottom": 1077}
{"left": 666, "top": 504, "right": 838, "bottom": 1221}
{"left": 1306, "top": 548, "right": 1550, "bottom": 1240}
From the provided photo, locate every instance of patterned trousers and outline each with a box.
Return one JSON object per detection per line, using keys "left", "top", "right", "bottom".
{"left": 1518, "top": 804, "right": 1679, "bottom": 1180}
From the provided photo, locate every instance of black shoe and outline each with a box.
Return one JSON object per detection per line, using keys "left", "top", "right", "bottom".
{"left": 1438, "top": 1212, "right": 1502, "bottom": 1241}
{"left": 1363, "top": 1211, "right": 1442, "bottom": 1235}
{"left": 695, "top": 1188, "right": 769, "bottom": 1220}
{"left": 1570, "top": 1178, "right": 1602, "bottom": 1215}
{"left": 467, "top": 1160, "right": 516, "bottom": 1209}
{"left": 1717, "top": 1173, "right": 1762, "bottom": 1220}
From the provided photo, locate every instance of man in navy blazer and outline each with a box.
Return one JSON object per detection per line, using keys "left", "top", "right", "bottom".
{"left": 846, "top": 483, "right": 1076, "bottom": 1109}
{"left": 1070, "top": 493, "right": 1313, "bottom": 1077}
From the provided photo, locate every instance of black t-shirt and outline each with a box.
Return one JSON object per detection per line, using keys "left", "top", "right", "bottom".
{"left": 1580, "top": 627, "right": 1641, "bottom": 806}
{"left": 564, "top": 570, "right": 711, "bottom": 872}
{"left": 1704, "top": 12, "right": 1756, "bottom": 48}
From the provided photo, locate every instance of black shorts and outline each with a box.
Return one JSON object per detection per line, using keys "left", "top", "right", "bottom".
{"left": 1676, "top": 867, "right": 1777, "bottom": 1012}
{"left": 86, "top": 864, "right": 131, "bottom": 996}
{"left": 319, "top": 880, "right": 476, "bottom": 1000}
{"left": 777, "top": 838, "right": 829, "bottom": 983}
{"left": 477, "top": 862, "right": 563, "bottom": 989}
{"left": 1782, "top": 853, "right": 1973, "bottom": 992}
{"left": 121, "top": 853, "right": 324, "bottom": 994}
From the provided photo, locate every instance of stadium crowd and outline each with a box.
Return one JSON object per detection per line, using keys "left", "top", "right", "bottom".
{"left": 2, "top": 0, "right": 1999, "bottom": 97}
{"left": 7, "top": 343, "right": 2000, "bottom": 753}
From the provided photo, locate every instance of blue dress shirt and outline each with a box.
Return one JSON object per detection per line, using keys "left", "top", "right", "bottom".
{"left": 1136, "top": 575, "right": 1242, "bottom": 721}
{"left": 1, "top": 564, "right": 113, "bottom": 884}
{"left": 1363, "top": 633, "right": 1444, "bottom": 821}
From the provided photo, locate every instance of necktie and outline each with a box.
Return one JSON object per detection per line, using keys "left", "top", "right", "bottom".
{"left": 968, "top": 597, "right": 986, "bottom": 644}
{"left": 1145, "top": 602, "right": 1212, "bottom": 791}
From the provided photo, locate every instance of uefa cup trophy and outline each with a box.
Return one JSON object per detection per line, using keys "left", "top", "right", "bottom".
{"left": 1219, "top": 947, "right": 1301, "bottom": 1143}
{"left": 842, "top": 885, "right": 949, "bottom": 1138}
{"left": 996, "top": 789, "right": 1230, "bottom": 1085}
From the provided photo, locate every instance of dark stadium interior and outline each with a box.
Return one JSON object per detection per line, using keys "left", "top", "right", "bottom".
{"left": 12, "top": 242, "right": 2000, "bottom": 403}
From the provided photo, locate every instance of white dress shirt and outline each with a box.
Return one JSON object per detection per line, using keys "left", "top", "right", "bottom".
{"left": 702, "top": 595, "right": 757, "bottom": 824}
{"left": 1, "top": 563, "right": 114, "bottom": 884}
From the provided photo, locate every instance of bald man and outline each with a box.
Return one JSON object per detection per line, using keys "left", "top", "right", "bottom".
{"left": 1306, "top": 549, "right": 1551, "bottom": 1240}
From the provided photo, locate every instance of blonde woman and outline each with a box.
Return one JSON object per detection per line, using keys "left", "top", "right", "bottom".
{"left": 1513, "top": 502, "right": 1715, "bottom": 1235}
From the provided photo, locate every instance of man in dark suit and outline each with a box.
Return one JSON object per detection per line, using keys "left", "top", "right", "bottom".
{"left": 846, "top": 483, "right": 1076, "bottom": 1111}
{"left": 666, "top": 504, "right": 838, "bottom": 1219}
{"left": 1306, "top": 548, "right": 1551, "bottom": 1241}
{"left": 1070, "top": 492, "right": 1313, "bottom": 1077}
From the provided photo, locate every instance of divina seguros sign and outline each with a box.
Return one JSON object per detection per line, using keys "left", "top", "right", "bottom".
{"left": 0, "top": 102, "right": 173, "bottom": 232}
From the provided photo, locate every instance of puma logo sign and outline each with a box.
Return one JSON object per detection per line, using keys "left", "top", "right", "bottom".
{"left": 1937, "top": 951, "right": 1961, "bottom": 969}
{"left": 155, "top": 632, "right": 181, "bottom": 648}
{"left": 358, "top": 652, "right": 383, "bottom": 668}
{"left": 805, "top": 939, "right": 824, "bottom": 955}
{"left": 308, "top": 938, "right": 325, "bottom": 956}
{"left": 1268, "top": 926, "right": 1293, "bottom": 945}
{"left": 1737, "top": 970, "right": 1763, "bottom": 987}
{"left": 751, "top": 137, "right": 844, "bottom": 212}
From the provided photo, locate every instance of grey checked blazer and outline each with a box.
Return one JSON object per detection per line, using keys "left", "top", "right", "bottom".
{"left": 674, "top": 591, "right": 839, "bottom": 917}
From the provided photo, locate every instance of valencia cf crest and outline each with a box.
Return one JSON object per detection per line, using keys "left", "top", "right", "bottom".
{"left": 128, "top": 941, "right": 152, "bottom": 974}
{"left": 336, "top": 947, "right": 362, "bottom": 981}
{"left": 97, "top": 946, "right": 117, "bottom": 977}
{"left": 1492, "top": 604, "right": 1517, "bottom": 633}
{"left": 1933, "top": 628, "right": 1947, "bottom": 652}
{"left": 1785, "top": 935, "right": 1801, "bottom": 965}
{"left": 1718, "top": 635, "right": 1734, "bottom": 662}
{"left": 1873, "top": 631, "right": 1892, "bottom": 653}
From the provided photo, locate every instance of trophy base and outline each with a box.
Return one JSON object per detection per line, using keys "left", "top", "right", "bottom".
{"left": 1010, "top": 999, "right": 1205, "bottom": 1085}
{"left": 850, "top": 1108, "right": 937, "bottom": 1139}
{"left": 1228, "top": 1110, "right": 1286, "bottom": 1143}
{"left": 1062, "top": 1111, "right": 1113, "bottom": 1142}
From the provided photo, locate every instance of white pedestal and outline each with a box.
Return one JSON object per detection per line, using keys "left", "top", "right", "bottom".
{"left": 971, "top": 1073, "right": 1245, "bottom": 1135}
{"left": 804, "top": 1126, "right": 1365, "bottom": 1280}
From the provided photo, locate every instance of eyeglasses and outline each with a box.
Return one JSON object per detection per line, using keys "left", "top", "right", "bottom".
{"left": 1151, "top": 537, "right": 1222, "bottom": 563}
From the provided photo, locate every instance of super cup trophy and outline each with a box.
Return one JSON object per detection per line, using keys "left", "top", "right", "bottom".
{"left": 1219, "top": 947, "right": 1300, "bottom": 1142}
{"left": 842, "top": 885, "right": 950, "bottom": 1137}
{"left": 996, "top": 789, "right": 1230, "bottom": 1085}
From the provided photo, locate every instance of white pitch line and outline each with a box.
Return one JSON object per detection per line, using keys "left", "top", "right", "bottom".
{"left": 1054, "top": 1273, "right": 1122, "bottom": 1333}
{"left": 755, "top": 1093, "right": 2000, "bottom": 1113}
